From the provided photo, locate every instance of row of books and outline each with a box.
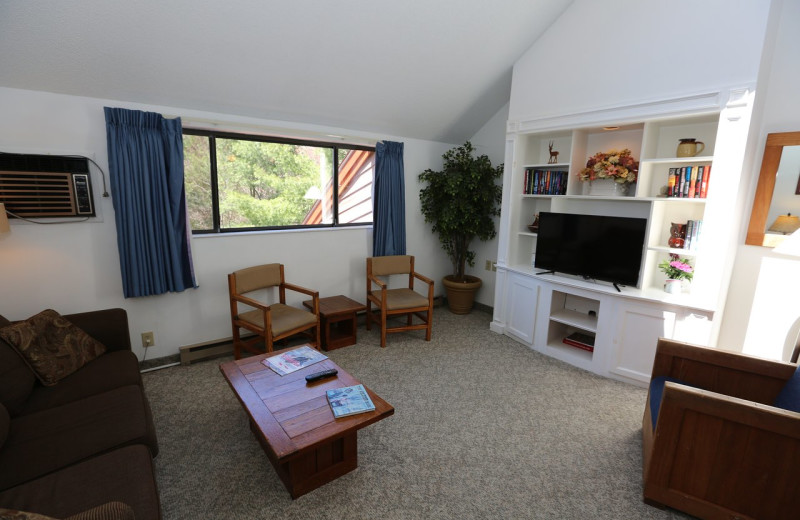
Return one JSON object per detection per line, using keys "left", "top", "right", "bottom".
{"left": 683, "top": 219, "right": 703, "bottom": 251}
{"left": 562, "top": 332, "right": 595, "bottom": 353}
{"left": 523, "top": 168, "right": 568, "bottom": 195}
{"left": 667, "top": 165, "right": 711, "bottom": 198}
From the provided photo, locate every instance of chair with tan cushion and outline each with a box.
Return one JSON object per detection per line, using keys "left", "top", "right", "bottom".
{"left": 228, "top": 264, "right": 320, "bottom": 359}
{"left": 366, "top": 255, "right": 434, "bottom": 348}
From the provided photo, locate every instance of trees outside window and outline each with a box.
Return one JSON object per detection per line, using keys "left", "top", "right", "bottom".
{"left": 183, "top": 130, "right": 374, "bottom": 233}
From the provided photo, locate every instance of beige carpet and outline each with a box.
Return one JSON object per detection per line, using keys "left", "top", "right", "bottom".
{"left": 142, "top": 309, "right": 694, "bottom": 519}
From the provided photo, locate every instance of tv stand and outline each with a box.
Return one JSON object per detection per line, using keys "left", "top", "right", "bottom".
{"left": 536, "top": 270, "right": 554, "bottom": 276}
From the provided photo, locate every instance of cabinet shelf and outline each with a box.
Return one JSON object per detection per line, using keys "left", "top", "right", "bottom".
{"left": 549, "top": 308, "right": 597, "bottom": 333}
{"left": 640, "top": 156, "right": 714, "bottom": 165}
{"left": 523, "top": 162, "right": 569, "bottom": 169}
{"left": 647, "top": 246, "right": 698, "bottom": 257}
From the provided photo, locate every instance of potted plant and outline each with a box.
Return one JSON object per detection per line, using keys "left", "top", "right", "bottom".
{"left": 578, "top": 148, "right": 638, "bottom": 196}
{"left": 659, "top": 254, "right": 694, "bottom": 294}
{"left": 418, "top": 141, "right": 503, "bottom": 313}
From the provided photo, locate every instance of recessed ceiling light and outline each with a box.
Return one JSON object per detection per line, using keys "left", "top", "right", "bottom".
{"left": 603, "top": 126, "right": 620, "bottom": 131}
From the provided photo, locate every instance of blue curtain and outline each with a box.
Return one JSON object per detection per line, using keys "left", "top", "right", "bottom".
{"left": 373, "top": 141, "right": 406, "bottom": 256}
{"left": 104, "top": 107, "right": 197, "bottom": 298}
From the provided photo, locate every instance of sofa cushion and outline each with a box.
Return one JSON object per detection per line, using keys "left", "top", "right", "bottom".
{"left": 774, "top": 364, "right": 800, "bottom": 413}
{"left": 18, "top": 351, "right": 142, "bottom": 417}
{"left": 648, "top": 376, "right": 701, "bottom": 430}
{"left": 0, "top": 445, "right": 160, "bottom": 520}
{"left": 0, "top": 310, "right": 106, "bottom": 386}
{"left": 0, "top": 318, "right": 36, "bottom": 416}
{"left": 0, "top": 403, "right": 8, "bottom": 450}
{"left": 0, "top": 509, "right": 58, "bottom": 519}
{"left": 0, "top": 385, "right": 158, "bottom": 490}
{"left": 66, "top": 502, "right": 136, "bottom": 520}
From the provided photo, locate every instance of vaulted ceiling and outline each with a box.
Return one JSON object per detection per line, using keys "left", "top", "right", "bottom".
{"left": 0, "top": 0, "right": 573, "bottom": 143}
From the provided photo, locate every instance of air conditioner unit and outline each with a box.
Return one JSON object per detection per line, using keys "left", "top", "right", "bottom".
{"left": 0, "top": 154, "right": 95, "bottom": 218}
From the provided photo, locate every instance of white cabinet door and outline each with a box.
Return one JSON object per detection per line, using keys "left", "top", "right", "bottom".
{"left": 609, "top": 302, "right": 677, "bottom": 385}
{"left": 504, "top": 273, "right": 539, "bottom": 344}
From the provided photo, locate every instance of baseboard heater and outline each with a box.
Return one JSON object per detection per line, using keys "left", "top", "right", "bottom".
{"left": 179, "top": 338, "right": 234, "bottom": 365}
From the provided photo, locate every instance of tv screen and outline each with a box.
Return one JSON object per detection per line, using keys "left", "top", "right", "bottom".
{"left": 534, "top": 212, "right": 647, "bottom": 288}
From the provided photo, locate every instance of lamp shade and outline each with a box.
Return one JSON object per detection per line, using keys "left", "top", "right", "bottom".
{"left": 0, "top": 203, "right": 10, "bottom": 234}
{"left": 768, "top": 213, "right": 800, "bottom": 235}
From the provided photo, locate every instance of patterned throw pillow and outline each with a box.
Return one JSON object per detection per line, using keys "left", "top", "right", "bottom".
{"left": 0, "top": 309, "right": 107, "bottom": 386}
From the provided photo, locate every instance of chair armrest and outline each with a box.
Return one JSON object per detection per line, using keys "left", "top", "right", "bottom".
{"left": 645, "top": 382, "right": 800, "bottom": 517}
{"left": 413, "top": 271, "right": 434, "bottom": 286}
{"left": 367, "top": 274, "right": 387, "bottom": 290}
{"left": 283, "top": 282, "right": 318, "bottom": 298}
{"left": 231, "top": 294, "right": 270, "bottom": 312}
{"left": 64, "top": 308, "right": 131, "bottom": 352}
{"left": 651, "top": 338, "right": 796, "bottom": 404}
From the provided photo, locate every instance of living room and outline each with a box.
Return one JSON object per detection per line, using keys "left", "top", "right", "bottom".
{"left": 1, "top": 1, "right": 799, "bottom": 518}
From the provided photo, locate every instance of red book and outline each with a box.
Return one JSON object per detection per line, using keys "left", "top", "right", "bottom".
{"left": 562, "top": 332, "right": 595, "bottom": 353}
{"left": 700, "top": 164, "right": 711, "bottom": 198}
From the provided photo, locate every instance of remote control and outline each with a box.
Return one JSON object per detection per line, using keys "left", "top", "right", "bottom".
{"left": 305, "top": 368, "right": 338, "bottom": 383}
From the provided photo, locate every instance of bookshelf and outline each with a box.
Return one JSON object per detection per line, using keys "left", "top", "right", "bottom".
{"left": 492, "top": 91, "right": 755, "bottom": 386}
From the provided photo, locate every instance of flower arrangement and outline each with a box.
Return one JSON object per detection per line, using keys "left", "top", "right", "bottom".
{"left": 578, "top": 148, "right": 639, "bottom": 184}
{"left": 659, "top": 254, "right": 694, "bottom": 281}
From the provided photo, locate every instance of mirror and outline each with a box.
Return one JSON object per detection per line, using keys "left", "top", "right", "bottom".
{"left": 746, "top": 131, "right": 800, "bottom": 247}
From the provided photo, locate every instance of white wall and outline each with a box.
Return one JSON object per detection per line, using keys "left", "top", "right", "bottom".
{"left": 0, "top": 87, "right": 452, "bottom": 360}
{"left": 510, "top": 0, "right": 768, "bottom": 124}
{"left": 718, "top": 0, "right": 800, "bottom": 361}
{"left": 466, "top": 102, "right": 510, "bottom": 307}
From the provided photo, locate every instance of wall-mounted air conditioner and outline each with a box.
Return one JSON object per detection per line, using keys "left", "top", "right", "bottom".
{"left": 0, "top": 154, "right": 95, "bottom": 218}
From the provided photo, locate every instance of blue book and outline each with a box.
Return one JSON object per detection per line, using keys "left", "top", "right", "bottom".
{"left": 326, "top": 384, "right": 376, "bottom": 418}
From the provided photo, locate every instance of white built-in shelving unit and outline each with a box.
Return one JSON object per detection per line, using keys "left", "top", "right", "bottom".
{"left": 491, "top": 89, "right": 755, "bottom": 387}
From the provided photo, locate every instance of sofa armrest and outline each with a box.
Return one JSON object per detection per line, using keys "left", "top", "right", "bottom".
{"left": 64, "top": 309, "right": 131, "bottom": 353}
{"left": 650, "top": 338, "right": 796, "bottom": 404}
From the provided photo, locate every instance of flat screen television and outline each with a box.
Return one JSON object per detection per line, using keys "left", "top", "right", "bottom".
{"left": 534, "top": 212, "right": 647, "bottom": 289}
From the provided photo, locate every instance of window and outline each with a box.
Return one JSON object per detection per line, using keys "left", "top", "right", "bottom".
{"left": 182, "top": 129, "right": 374, "bottom": 233}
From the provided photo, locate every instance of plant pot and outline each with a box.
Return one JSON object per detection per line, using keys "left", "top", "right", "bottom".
{"left": 586, "top": 178, "right": 630, "bottom": 197}
{"left": 663, "top": 279, "right": 682, "bottom": 294}
{"left": 442, "top": 275, "right": 482, "bottom": 314}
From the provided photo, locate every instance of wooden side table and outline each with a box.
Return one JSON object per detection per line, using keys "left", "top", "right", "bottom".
{"left": 303, "top": 295, "right": 366, "bottom": 350}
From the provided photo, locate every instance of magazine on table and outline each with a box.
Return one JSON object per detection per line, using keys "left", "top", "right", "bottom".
{"left": 326, "top": 384, "right": 376, "bottom": 418}
{"left": 262, "top": 345, "right": 327, "bottom": 375}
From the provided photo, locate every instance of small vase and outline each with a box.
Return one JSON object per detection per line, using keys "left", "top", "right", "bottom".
{"left": 587, "top": 178, "right": 629, "bottom": 197}
{"left": 663, "top": 279, "right": 682, "bottom": 294}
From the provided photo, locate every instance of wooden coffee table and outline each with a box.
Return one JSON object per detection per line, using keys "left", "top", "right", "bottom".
{"left": 303, "top": 295, "right": 366, "bottom": 350}
{"left": 219, "top": 346, "right": 393, "bottom": 498}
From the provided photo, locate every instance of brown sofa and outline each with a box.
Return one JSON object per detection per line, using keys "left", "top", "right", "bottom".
{"left": 0, "top": 308, "right": 161, "bottom": 520}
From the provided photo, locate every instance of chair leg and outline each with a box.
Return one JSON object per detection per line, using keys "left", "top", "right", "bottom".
{"left": 314, "top": 322, "right": 321, "bottom": 351}
{"left": 425, "top": 307, "right": 432, "bottom": 341}
{"left": 380, "top": 308, "right": 387, "bottom": 348}
{"left": 365, "top": 299, "right": 372, "bottom": 331}
{"left": 232, "top": 326, "right": 242, "bottom": 360}
{"left": 266, "top": 334, "right": 273, "bottom": 353}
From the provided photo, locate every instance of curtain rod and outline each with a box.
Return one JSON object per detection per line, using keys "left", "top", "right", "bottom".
{"left": 165, "top": 114, "right": 379, "bottom": 147}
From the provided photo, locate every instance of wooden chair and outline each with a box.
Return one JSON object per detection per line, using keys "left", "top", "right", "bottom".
{"left": 228, "top": 263, "right": 320, "bottom": 359}
{"left": 642, "top": 338, "right": 800, "bottom": 520}
{"left": 366, "top": 255, "right": 434, "bottom": 348}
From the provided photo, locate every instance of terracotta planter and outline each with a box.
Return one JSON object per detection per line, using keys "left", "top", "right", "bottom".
{"left": 442, "top": 275, "right": 482, "bottom": 314}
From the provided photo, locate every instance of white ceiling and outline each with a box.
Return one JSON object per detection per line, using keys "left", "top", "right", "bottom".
{"left": 0, "top": 0, "right": 573, "bottom": 143}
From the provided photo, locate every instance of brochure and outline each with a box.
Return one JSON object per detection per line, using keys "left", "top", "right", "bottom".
{"left": 262, "top": 345, "right": 327, "bottom": 376}
{"left": 326, "top": 384, "right": 376, "bottom": 418}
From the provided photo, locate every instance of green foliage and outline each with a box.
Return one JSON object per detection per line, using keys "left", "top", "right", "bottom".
{"left": 183, "top": 135, "right": 327, "bottom": 229}
{"left": 418, "top": 141, "right": 503, "bottom": 281}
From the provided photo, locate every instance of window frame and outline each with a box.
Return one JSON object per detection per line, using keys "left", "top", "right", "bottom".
{"left": 182, "top": 128, "right": 375, "bottom": 235}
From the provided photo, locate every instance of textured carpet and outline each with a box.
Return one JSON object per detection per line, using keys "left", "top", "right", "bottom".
{"left": 142, "top": 309, "right": 693, "bottom": 519}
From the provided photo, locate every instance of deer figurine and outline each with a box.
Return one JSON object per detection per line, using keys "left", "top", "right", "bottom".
{"left": 548, "top": 141, "right": 559, "bottom": 164}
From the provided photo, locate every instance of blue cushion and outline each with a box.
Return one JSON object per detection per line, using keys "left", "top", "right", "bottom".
{"left": 774, "top": 365, "right": 800, "bottom": 413}
{"left": 649, "top": 376, "right": 682, "bottom": 429}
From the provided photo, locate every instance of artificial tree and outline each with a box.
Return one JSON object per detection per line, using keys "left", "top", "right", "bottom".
{"left": 419, "top": 141, "right": 503, "bottom": 313}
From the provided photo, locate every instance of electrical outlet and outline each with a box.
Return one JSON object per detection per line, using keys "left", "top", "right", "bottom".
{"left": 141, "top": 332, "right": 155, "bottom": 348}
{"left": 491, "top": 261, "right": 497, "bottom": 272}
{"left": 485, "top": 260, "right": 492, "bottom": 271}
